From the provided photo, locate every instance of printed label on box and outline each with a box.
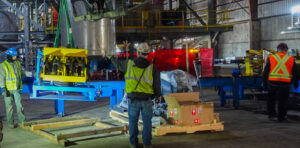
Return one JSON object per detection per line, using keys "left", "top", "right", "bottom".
{"left": 192, "top": 108, "right": 196, "bottom": 116}
{"left": 194, "top": 119, "right": 198, "bottom": 123}
{"left": 194, "top": 119, "right": 200, "bottom": 124}
{"left": 170, "top": 109, "right": 174, "bottom": 117}
{"left": 198, "top": 106, "right": 202, "bottom": 114}
{"left": 174, "top": 108, "right": 178, "bottom": 115}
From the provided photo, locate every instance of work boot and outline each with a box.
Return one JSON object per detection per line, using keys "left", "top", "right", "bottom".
{"left": 0, "top": 119, "right": 3, "bottom": 142}
{"left": 278, "top": 118, "right": 288, "bottom": 123}
{"left": 268, "top": 116, "right": 277, "bottom": 122}
{"left": 18, "top": 122, "right": 25, "bottom": 128}
{"left": 8, "top": 124, "right": 16, "bottom": 128}
{"left": 129, "top": 144, "right": 137, "bottom": 148}
{"left": 144, "top": 145, "right": 152, "bottom": 148}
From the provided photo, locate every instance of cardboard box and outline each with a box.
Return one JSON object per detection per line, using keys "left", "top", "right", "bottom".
{"left": 165, "top": 92, "right": 214, "bottom": 126}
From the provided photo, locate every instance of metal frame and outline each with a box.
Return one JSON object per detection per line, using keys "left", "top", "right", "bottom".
{"left": 292, "top": 81, "right": 300, "bottom": 93}
{"left": 31, "top": 49, "right": 125, "bottom": 116}
{"left": 1, "top": 0, "right": 44, "bottom": 30}
{"left": 199, "top": 76, "right": 263, "bottom": 109}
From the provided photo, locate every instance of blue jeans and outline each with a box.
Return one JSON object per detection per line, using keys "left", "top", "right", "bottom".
{"left": 128, "top": 98, "right": 153, "bottom": 146}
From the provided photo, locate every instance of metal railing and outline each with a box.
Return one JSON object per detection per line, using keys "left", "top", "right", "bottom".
{"left": 44, "top": 7, "right": 57, "bottom": 34}
{"left": 117, "top": 9, "right": 233, "bottom": 31}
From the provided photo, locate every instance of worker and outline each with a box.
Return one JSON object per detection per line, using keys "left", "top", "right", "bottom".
{"left": 0, "top": 48, "right": 26, "bottom": 128}
{"left": 110, "top": 48, "right": 161, "bottom": 148}
{"left": 263, "top": 43, "right": 299, "bottom": 122}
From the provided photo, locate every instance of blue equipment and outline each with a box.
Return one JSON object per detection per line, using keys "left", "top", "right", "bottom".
{"left": 30, "top": 49, "right": 125, "bottom": 116}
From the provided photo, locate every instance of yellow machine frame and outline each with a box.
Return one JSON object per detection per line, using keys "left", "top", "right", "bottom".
{"left": 41, "top": 47, "right": 88, "bottom": 83}
{"left": 243, "top": 49, "right": 276, "bottom": 76}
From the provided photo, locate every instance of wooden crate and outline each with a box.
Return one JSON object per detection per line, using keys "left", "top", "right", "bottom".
{"left": 20, "top": 116, "right": 128, "bottom": 147}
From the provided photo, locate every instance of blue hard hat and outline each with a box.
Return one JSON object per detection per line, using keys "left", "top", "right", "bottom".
{"left": 5, "top": 48, "right": 17, "bottom": 56}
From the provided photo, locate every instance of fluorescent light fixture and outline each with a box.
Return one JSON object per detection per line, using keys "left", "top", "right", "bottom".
{"left": 291, "top": 5, "right": 300, "bottom": 14}
{"left": 281, "top": 31, "right": 286, "bottom": 34}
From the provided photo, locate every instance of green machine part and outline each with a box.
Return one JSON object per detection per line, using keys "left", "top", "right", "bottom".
{"left": 54, "top": 0, "right": 75, "bottom": 48}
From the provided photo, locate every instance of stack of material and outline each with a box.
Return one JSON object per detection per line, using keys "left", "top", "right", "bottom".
{"left": 154, "top": 92, "right": 224, "bottom": 136}
{"left": 160, "top": 69, "right": 197, "bottom": 96}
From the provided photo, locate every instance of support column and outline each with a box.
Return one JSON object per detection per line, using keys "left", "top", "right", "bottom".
{"left": 24, "top": 4, "right": 31, "bottom": 71}
{"left": 248, "top": 0, "right": 260, "bottom": 49}
{"left": 169, "top": 0, "right": 172, "bottom": 10}
{"left": 249, "top": 21, "right": 260, "bottom": 49}
{"left": 208, "top": 0, "right": 216, "bottom": 25}
{"left": 208, "top": 0, "right": 216, "bottom": 58}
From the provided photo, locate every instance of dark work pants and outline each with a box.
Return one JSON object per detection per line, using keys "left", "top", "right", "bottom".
{"left": 128, "top": 98, "right": 153, "bottom": 147}
{"left": 268, "top": 85, "right": 290, "bottom": 121}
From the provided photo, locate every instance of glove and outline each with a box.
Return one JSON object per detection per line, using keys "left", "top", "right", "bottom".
{"left": 155, "top": 96, "right": 162, "bottom": 103}
{"left": 1, "top": 88, "right": 8, "bottom": 97}
{"left": 107, "top": 55, "right": 116, "bottom": 60}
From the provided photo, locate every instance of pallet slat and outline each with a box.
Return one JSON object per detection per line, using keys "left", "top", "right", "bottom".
{"left": 24, "top": 116, "right": 89, "bottom": 126}
{"left": 94, "top": 122, "right": 113, "bottom": 128}
{"left": 56, "top": 126, "right": 128, "bottom": 140}
{"left": 20, "top": 116, "right": 129, "bottom": 146}
{"left": 31, "top": 118, "right": 99, "bottom": 130}
{"left": 154, "top": 122, "right": 224, "bottom": 136}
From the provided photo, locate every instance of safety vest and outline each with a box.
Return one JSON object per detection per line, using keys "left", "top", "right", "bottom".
{"left": 1, "top": 60, "right": 22, "bottom": 90}
{"left": 124, "top": 60, "right": 154, "bottom": 94}
{"left": 268, "top": 53, "right": 294, "bottom": 83}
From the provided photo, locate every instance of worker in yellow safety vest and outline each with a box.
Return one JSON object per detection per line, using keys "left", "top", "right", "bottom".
{"left": 263, "top": 43, "right": 299, "bottom": 122}
{"left": 110, "top": 46, "right": 161, "bottom": 148}
{"left": 0, "top": 48, "right": 26, "bottom": 128}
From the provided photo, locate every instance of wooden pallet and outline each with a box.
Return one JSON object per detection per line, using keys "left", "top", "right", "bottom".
{"left": 110, "top": 110, "right": 143, "bottom": 124}
{"left": 110, "top": 109, "right": 223, "bottom": 136}
{"left": 154, "top": 122, "right": 224, "bottom": 136}
{"left": 20, "top": 116, "right": 128, "bottom": 147}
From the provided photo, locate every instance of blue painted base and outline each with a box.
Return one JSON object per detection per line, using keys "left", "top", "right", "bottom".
{"left": 30, "top": 81, "right": 125, "bottom": 116}
{"left": 292, "top": 81, "right": 300, "bottom": 93}
{"left": 200, "top": 76, "right": 263, "bottom": 109}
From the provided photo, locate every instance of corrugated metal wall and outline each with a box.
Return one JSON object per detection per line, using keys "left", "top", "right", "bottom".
{"left": 162, "top": 0, "right": 300, "bottom": 57}
{"left": 258, "top": 0, "right": 300, "bottom": 18}
{"left": 217, "top": 0, "right": 249, "bottom": 22}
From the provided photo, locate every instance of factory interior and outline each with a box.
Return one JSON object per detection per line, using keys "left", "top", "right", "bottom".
{"left": 0, "top": 0, "right": 300, "bottom": 148}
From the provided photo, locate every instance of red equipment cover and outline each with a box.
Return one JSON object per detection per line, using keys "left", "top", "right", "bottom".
{"left": 147, "top": 49, "right": 197, "bottom": 76}
{"left": 200, "top": 48, "right": 213, "bottom": 77}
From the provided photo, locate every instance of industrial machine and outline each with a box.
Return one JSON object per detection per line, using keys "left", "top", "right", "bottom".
{"left": 30, "top": 0, "right": 125, "bottom": 116}
{"left": 194, "top": 49, "right": 269, "bottom": 108}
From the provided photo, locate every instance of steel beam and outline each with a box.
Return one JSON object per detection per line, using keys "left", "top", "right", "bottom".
{"left": 180, "top": 0, "right": 206, "bottom": 26}
{"left": 0, "top": 42, "right": 23, "bottom": 45}
{"left": 231, "top": 0, "right": 249, "bottom": 15}
{"left": 248, "top": 0, "right": 258, "bottom": 20}
{"left": 1, "top": 0, "right": 44, "bottom": 30}
{"left": 24, "top": 4, "right": 30, "bottom": 71}
{"left": 208, "top": 0, "right": 216, "bottom": 25}
{"left": 0, "top": 31, "right": 45, "bottom": 35}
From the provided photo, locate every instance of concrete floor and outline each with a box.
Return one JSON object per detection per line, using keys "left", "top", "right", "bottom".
{"left": 1, "top": 89, "right": 300, "bottom": 148}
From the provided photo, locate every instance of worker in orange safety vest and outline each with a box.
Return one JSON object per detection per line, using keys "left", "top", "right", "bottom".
{"left": 263, "top": 43, "right": 299, "bottom": 122}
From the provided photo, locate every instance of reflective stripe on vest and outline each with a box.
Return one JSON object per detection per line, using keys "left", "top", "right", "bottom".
{"left": 124, "top": 60, "right": 154, "bottom": 94}
{"left": 268, "top": 53, "right": 294, "bottom": 83}
{"left": 15, "top": 61, "right": 22, "bottom": 89}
